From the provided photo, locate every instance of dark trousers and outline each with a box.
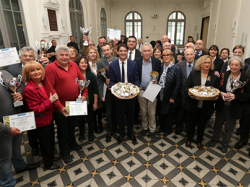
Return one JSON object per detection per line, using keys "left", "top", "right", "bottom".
{"left": 116, "top": 98, "right": 135, "bottom": 135}
{"left": 93, "top": 108, "right": 103, "bottom": 131}
{"left": 53, "top": 112, "right": 77, "bottom": 158}
{"left": 134, "top": 97, "right": 140, "bottom": 123}
{"left": 27, "top": 129, "right": 39, "bottom": 149}
{"left": 240, "top": 114, "right": 250, "bottom": 143}
{"left": 36, "top": 124, "right": 55, "bottom": 168}
{"left": 186, "top": 109, "right": 209, "bottom": 143}
{"left": 78, "top": 104, "right": 94, "bottom": 136}
{"left": 212, "top": 105, "right": 238, "bottom": 146}
{"left": 105, "top": 89, "right": 117, "bottom": 133}
{"left": 160, "top": 112, "right": 173, "bottom": 134}
{"left": 175, "top": 106, "right": 187, "bottom": 131}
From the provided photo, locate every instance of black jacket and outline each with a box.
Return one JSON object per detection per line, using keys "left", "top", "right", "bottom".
{"left": 67, "top": 42, "right": 79, "bottom": 53}
{"left": 185, "top": 70, "right": 219, "bottom": 116}
{"left": 213, "top": 56, "right": 224, "bottom": 72}
{"left": 215, "top": 70, "right": 250, "bottom": 119}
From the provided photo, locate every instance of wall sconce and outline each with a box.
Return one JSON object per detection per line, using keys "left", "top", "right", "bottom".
{"left": 213, "top": 22, "right": 216, "bottom": 31}
{"left": 231, "top": 19, "right": 236, "bottom": 29}
{"left": 42, "top": 12, "right": 48, "bottom": 27}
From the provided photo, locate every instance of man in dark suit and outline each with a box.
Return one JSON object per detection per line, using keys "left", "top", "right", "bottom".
{"left": 177, "top": 42, "right": 199, "bottom": 61}
{"left": 195, "top": 40, "right": 207, "bottom": 59}
{"left": 245, "top": 57, "right": 250, "bottom": 65}
{"left": 96, "top": 43, "right": 118, "bottom": 142}
{"left": 175, "top": 48, "right": 196, "bottom": 135}
{"left": 67, "top": 36, "right": 79, "bottom": 54}
{"left": 127, "top": 36, "right": 141, "bottom": 60}
{"left": 109, "top": 44, "right": 140, "bottom": 144}
{"left": 97, "top": 36, "right": 107, "bottom": 58}
{"left": 134, "top": 44, "right": 161, "bottom": 140}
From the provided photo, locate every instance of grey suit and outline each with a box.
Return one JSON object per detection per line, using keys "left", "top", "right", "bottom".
{"left": 96, "top": 56, "right": 118, "bottom": 98}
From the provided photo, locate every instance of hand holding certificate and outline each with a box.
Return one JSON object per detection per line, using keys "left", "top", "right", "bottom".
{"left": 3, "top": 112, "right": 36, "bottom": 132}
{"left": 0, "top": 47, "right": 20, "bottom": 68}
{"left": 65, "top": 101, "right": 88, "bottom": 116}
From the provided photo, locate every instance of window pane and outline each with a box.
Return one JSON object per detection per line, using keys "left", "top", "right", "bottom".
{"left": 69, "top": 0, "right": 74, "bottom": 9}
{"left": 134, "top": 13, "right": 141, "bottom": 20}
{"left": 169, "top": 12, "right": 176, "bottom": 19}
{"left": 0, "top": 28, "right": 5, "bottom": 49}
{"left": 2, "top": 0, "right": 11, "bottom": 10}
{"left": 168, "top": 22, "right": 175, "bottom": 44}
{"left": 126, "top": 22, "right": 132, "bottom": 37}
{"left": 177, "top": 12, "right": 184, "bottom": 19}
{"left": 14, "top": 12, "right": 26, "bottom": 48}
{"left": 11, "top": 0, "right": 19, "bottom": 11}
{"left": 134, "top": 22, "right": 141, "bottom": 39}
{"left": 126, "top": 13, "right": 132, "bottom": 20}
{"left": 76, "top": 0, "right": 80, "bottom": 10}
{"left": 176, "top": 22, "right": 184, "bottom": 45}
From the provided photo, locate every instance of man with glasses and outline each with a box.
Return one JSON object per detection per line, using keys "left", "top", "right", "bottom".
{"left": 127, "top": 36, "right": 141, "bottom": 60}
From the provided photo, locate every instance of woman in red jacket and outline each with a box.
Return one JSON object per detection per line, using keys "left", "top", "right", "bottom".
{"left": 22, "top": 61, "right": 59, "bottom": 170}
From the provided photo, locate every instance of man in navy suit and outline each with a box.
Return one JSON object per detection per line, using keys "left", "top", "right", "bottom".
{"left": 109, "top": 43, "right": 140, "bottom": 144}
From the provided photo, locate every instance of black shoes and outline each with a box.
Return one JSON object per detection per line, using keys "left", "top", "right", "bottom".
{"left": 236, "top": 127, "right": 241, "bottom": 135}
{"left": 78, "top": 134, "right": 86, "bottom": 142}
{"left": 71, "top": 144, "right": 83, "bottom": 152}
{"left": 63, "top": 156, "right": 74, "bottom": 165}
{"left": 117, "top": 135, "right": 124, "bottom": 144}
{"left": 31, "top": 148, "right": 39, "bottom": 156}
{"left": 127, "top": 133, "right": 137, "bottom": 143}
{"left": 106, "top": 133, "right": 112, "bottom": 142}
{"left": 175, "top": 129, "right": 183, "bottom": 135}
{"left": 234, "top": 141, "right": 247, "bottom": 149}
{"left": 47, "top": 164, "right": 60, "bottom": 170}
{"left": 140, "top": 130, "right": 148, "bottom": 137}
{"left": 16, "top": 163, "right": 40, "bottom": 174}
{"left": 151, "top": 132, "right": 156, "bottom": 140}
{"left": 88, "top": 134, "right": 95, "bottom": 143}
{"left": 209, "top": 140, "right": 217, "bottom": 147}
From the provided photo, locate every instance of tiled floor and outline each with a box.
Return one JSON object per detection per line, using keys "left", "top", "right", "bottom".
{"left": 13, "top": 118, "right": 250, "bottom": 187}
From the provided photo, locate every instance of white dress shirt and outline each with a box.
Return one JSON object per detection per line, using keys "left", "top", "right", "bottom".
{"left": 127, "top": 49, "right": 136, "bottom": 60}
{"left": 119, "top": 59, "right": 128, "bottom": 83}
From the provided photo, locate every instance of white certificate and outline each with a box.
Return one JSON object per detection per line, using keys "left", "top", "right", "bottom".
{"left": 107, "top": 28, "right": 121, "bottom": 40}
{"left": 65, "top": 101, "right": 88, "bottom": 116}
{"left": 0, "top": 47, "right": 20, "bottom": 68}
{"left": 143, "top": 82, "right": 162, "bottom": 102}
{"left": 3, "top": 112, "right": 36, "bottom": 132}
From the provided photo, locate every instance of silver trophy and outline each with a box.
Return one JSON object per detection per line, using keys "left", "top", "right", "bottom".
{"left": 150, "top": 71, "right": 159, "bottom": 82}
{"left": 75, "top": 78, "right": 90, "bottom": 101}
{"left": 1, "top": 75, "right": 24, "bottom": 107}
{"left": 35, "top": 41, "right": 52, "bottom": 58}
{"left": 80, "top": 27, "right": 92, "bottom": 46}
{"left": 230, "top": 77, "right": 247, "bottom": 93}
{"left": 98, "top": 67, "right": 109, "bottom": 79}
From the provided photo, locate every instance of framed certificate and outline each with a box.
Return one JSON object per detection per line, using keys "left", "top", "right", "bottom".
{"left": 0, "top": 47, "right": 20, "bottom": 68}
{"left": 65, "top": 101, "right": 88, "bottom": 116}
{"left": 107, "top": 28, "right": 121, "bottom": 40}
{"left": 3, "top": 112, "right": 36, "bottom": 132}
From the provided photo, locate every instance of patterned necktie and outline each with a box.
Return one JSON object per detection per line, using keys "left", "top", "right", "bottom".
{"left": 122, "top": 62, "right": 125, "bottom": 82}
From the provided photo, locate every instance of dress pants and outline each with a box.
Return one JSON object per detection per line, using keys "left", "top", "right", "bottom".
{"left": 78, "top": 104, "right": 94, "bottom": 136}
{"left": 116, "top": 98, "right": 135, "bottom": 135}
{"left": 105, "top": 89, "right": 117, "bottom": 134}
{"left": 53, "top": 112, "right": 77, "bottom": 158}
{"left": 36, "top": 124, "right": 55, "bottom": 168}
{"left": 186, "top": 109, "right": 209, "bottom": 143}
{"left": 138, "top": 90, "right": 157, "bottom": 132}
{"left": 212, "top": 105, "right": 238, "bottom": 146}
{"left": 27, "top": 129, "right": 39, "bottom": 149}
{"left": 175, "top": 106, "right": 187, "bottom": 132}
{"left": 0, "top": 134, "right": 26, "bottom": 187}
{"left": 240, "top": 114, "right": 250, "bottom": 143}
{"left": 160, "top": 112, "right": 173, "bottom": 134}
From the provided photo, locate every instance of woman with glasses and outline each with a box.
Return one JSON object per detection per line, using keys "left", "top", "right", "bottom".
{"left": 158, "top": 49, "right": 182, "bottom": 136}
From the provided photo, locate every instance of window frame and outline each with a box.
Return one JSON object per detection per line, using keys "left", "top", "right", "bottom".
{"left": 100, "top": 8, "right": 107, "bottom": 37}
{"left": 124, "top": 11, "right": 142, "bottom": 39}
{"left": 167, "top": 11, "right": 186, "bottom": 46}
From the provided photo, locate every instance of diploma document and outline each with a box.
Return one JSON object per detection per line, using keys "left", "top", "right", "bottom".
{"left": 3, "top": 112, "right": 36, "bottom": 132}
{"left": 143, "top": 82, "right": 162, "bottom": 102}
{"left": 66, "top": 101, "right": 88, "bottom": 116}
{"left": 107, "top": 28, "right": 121, "bottom": 40}
{"left": 0, "top": 47, "right": 20, "bottom": 67}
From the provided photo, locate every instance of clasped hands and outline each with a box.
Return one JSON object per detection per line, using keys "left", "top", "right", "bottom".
{"left": 220, "top": 92, "right": 235, "bottom": 101}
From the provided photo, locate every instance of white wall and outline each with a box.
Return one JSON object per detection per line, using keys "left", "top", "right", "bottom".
{"left": 110, "top": 0, "right": 202, "bottom": 44}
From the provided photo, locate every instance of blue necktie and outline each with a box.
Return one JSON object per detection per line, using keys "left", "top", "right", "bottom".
{"left": 122, "top": 62, "right": 125, "bottom": 82}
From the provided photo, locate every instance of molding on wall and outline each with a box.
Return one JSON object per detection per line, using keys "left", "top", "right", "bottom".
{"left": 43, "top": 0, "right": 60, "bottom": 10}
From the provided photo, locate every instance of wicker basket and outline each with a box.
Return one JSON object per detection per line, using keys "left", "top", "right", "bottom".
{"left": 111, "top": 82, "right": 140, "bottom": 100}
{"left": 189, "top": 87, "right": 220, "bottom": 101}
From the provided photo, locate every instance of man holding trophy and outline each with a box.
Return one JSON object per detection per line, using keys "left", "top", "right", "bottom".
{"left": 80, "top": 26, "right": 92, "bottom": 56}
{"left": 97, "top": 43, "right": 118, "bottom": 142}
{"left": 43, "top": 45, "right": 88, "bottom": 165}
{"left": 134, "top": 43, "right": 161, "bottom": 140}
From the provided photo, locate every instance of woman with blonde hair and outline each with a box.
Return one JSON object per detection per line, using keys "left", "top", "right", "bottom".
{"left": 68, "top": 46, "right": 79, "bottom": 62}
{"left": 22, "top": 61, "right": 60, "bottom": 170}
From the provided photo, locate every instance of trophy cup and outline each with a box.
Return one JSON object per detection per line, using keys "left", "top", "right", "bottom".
{"left": 230, "top": 77, "right": 247, "bottom": 93}
{"left": 150, "top": 71, "right": 159, "bottom": 82}
{"left": 5, "top": 75, "right": 23, "bottom": 107}
{"left": 75, "top": 78, "right": 91, "bottom": 101}
{"left": 98, "top": 67, "right": 109, "bottom": 79}
{"left": 80, "top": 27, "right": 92, "bottom": 46}
{"left": 35, "top": 41, "right": 52, "bottom": 58}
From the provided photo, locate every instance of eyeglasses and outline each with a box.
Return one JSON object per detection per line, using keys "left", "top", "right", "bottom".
{"left": 162, "top": 54, "right": 172, "bottom": 57}
{"left": 22, "top": 55, "right": 35, "bottom": 58}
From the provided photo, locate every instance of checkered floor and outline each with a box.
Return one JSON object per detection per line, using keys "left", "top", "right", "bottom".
{"left": 14, "top": 118, "right": 250, "bottom": 187}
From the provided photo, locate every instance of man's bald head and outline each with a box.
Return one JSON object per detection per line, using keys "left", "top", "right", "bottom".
{"left": 163, "top": 42, "right": 171, "bottom": 50}
{"left": 184, "top": 48, "right": 195, "bottom": 63}
{"left": 185, "top": 42, "right": 195, "bottom": 50}
{"left": 162, "top": 35, "right": 169, "bottom": 43}
{"left": 195, "top": 40, "right": 204, "bottom": 52}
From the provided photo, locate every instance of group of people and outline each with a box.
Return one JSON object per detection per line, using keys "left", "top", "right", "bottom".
{"left": 1, "top": 33, "right": 250, "bottom": 187}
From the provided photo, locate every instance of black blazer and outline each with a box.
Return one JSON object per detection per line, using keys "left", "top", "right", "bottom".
{"left": 215, "top": 70, "right": 250, "bottom": 119}
{"left": 86, "top": 71, "right": 98, "bottom": 106}
{"left": 185, "top": 70, "right": 219, "bottom": 116}
{"left": 245, "top": 58, "right": 250, "bottom": 65}
{"left": 134, "top": 57, "right": 161, "bottom": 84}
{"left": 213, "top": 56, "right": 224, "bottom": 72}
{"left": 134, "top": 49, "right": 141, "bottom": 60}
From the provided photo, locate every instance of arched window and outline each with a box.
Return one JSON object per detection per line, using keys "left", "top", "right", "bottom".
{"left": 125, "top": 11, "right": 142, "bottom": 39}
{"left": 101, "top": 8, "right": 107, "bottom": 37}
{"left": 69, "top": 0, "right": 84, "bottom": 50}
{"left": 167, "top": 11, "right": 186, "bottom": 46}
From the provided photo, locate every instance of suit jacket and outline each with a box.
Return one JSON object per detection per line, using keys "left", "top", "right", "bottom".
{"left": 23, "top": 79, "right": 53, "bottom": 127}
{"left": 86, "top": 71, "right": 98, "bottom": 105}
{"left": 213, "top": 56, "right": 224, "bottom": 72}
{"left": 195, "top": 50, "right": 208, "bottom": 60}
{"left": 215, "top": 70, "right": 250, "bottom": 119}
{"left": 245, "top": 58, "right": 250, "bottom": 65}
{"left": 134, "top": 57, "right": 161, "bottom": 84}
{"left": 176, "top": 60, "right": 196, "bottom": 107}
{"left": 134, "top": 49, "right": 141, "bottom": 60}
{"left": 185, "top": 70, "right": 219, "bottom": 116}
{"left": 109, "top": 59, "right": 140, "bottom": 88}
{"left": 6, "top": 62, "right": 25, "bottom": 95}
{"left": 96, "top": 56, "right": 118, "bottom": 98}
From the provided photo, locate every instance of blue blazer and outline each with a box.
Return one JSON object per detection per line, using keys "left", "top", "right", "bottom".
{"left": 109, "top": 59, "right": 140, "bottom": 87}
